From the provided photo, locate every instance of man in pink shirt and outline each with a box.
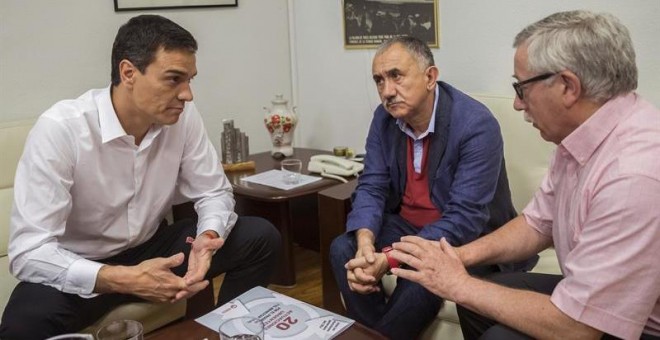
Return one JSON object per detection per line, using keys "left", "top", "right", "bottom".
{"left": 388, "top": 10, "right": 660, "bottom": 340}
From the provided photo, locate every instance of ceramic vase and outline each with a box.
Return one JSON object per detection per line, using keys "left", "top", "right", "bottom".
{"left": 264, "top": 94, "right": 297, "bottom": 156}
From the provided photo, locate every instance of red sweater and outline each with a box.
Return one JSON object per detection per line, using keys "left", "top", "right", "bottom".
{"left": 399, "top": 137, "right": 442, "bottom": 227}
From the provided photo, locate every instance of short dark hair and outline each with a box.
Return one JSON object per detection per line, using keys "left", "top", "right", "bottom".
{"left": 375, "top": 36, "right": 435, "bottom": 70}
{"left": 110, "top": 15, "right": 198, "bottom": 86}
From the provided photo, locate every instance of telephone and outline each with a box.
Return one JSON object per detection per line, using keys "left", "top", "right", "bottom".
{"left": 307, "top": 154, "right": 364, "bottom": 182}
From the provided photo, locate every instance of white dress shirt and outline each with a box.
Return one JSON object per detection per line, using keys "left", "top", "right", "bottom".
{"left": 8, "top": 87, "right": 237, "bottom": 297}
{"left": 395, "top": 86, "right": 439, "bottom": 173}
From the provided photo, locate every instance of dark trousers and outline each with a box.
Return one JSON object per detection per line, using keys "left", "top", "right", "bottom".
{"left": 0, "top": 216, "right": 281, "bottom": 340}
{"left": 329, "top": 213, "right": 499, "bottom": 340}
{"left": 458, "top": 272, "right": 660, "bottom": 340}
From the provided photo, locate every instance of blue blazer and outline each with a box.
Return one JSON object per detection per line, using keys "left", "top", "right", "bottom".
{"left": 347, "top": 82, "right": 518, "bottom": 249}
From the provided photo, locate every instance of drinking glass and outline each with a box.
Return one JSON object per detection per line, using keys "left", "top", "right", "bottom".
{"left": 218, "top": 316, "right": 264, "bottom": 340}
{"left": 96, "top": 320, "right": 143, "bottom": 340}
{"left": 45, "top": 334, "right": 94, "bottom": 340}
{"left": 281, "top": 159, "right": 302, "bottom": 184}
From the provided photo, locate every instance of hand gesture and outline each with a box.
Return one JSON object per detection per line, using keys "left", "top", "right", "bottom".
{"left": 390, "top": 236, "right": 470, "bottom": 301}
{"left": 345, "top": 248, "right": 390, "bottom": 294}
{"left": 114, "top": 253, "right": 195, "bottom": 303}
{"left": 178, "top": 232, "right": 225, "bottom": 301}
{"left": 96, "top": 231, "right": 225, "bottom": 303}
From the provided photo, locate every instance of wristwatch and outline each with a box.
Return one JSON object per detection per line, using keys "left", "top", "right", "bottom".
{"left": 382, "top": 246, "right": 400, "bottom": 275}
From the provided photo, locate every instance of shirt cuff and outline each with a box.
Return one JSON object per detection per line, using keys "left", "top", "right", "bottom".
{"left": 197, "top": 211, "right": 237, "bottom": 239}
{"left": 64, "top": 258, "right": 104, "bottom": 297}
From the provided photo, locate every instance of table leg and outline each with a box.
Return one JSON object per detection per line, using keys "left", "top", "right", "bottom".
{"left": 318, "top": 192, "right": 352, "bottom": 315}
{"left": 274, "top": 200, "right": 296, "bottom": 286}
{"left": 234, "top": 196, "right": 296, "bottom": 286}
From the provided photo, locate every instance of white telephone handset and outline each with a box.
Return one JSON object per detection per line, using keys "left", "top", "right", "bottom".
{"left": 307, "top": 155, "right": 364, "bottom": 182}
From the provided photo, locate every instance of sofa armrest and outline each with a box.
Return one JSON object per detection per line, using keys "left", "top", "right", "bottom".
{"left": 318, "top": 180, "right": 357, "bottom": 315}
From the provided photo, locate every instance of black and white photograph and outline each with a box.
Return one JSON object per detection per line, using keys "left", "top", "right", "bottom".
{"left": 114, "top": 0, "right": 237, "bottom": 11}
{"left": 343, "top": 0, "right": 438, "bottom": 49}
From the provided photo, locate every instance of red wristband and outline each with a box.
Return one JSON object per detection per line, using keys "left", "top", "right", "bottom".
{"left": 382, "top": 246, "right": 400, "bottom": 270}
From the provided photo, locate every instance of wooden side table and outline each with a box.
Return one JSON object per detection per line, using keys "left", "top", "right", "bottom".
{"left": 175, "top": 148, "right": 348, "bottom": 287}
{"left": 318, "top": 180, "right": 357, "bottom": 315}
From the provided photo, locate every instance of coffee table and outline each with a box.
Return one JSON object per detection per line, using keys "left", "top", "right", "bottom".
{"left": 173, "top": 148, "right": 350, "bottom": 286}
{"left": 145, "top": 319, "right": 386, "bottom": 340}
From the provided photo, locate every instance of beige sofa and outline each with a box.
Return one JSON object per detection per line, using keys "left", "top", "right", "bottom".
{"left": 0, "top": 119, "right": 193, "bottom": 334}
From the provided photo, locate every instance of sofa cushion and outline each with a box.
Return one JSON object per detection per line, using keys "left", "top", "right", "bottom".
{"left": 531, "top": 248, "right": 561, "bottom": 275}
{"left": 0, "top": 119, "right": 34, "bottom": 322}
{"left": 0, "top": 119, "right": 34, "bottom": 190}
{"left": 419, "top": 315, "right": 463, "bottom": 340}
{"left": 475, "top": 94, "right": 555, "bottom": 212}
{"left": 0, "top": 119, "right": 34, "bottom": 258}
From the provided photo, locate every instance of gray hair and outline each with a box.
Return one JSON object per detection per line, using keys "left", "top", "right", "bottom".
{"left": 513, "top": 10, "right": 637, "bottom": 103}
{"left": 375, "top": 36, "right": 435, "bottom": 70}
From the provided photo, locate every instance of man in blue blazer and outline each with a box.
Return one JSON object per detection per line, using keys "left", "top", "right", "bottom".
{"left": 329, "top": 36, "right": 533, "bottom": 339}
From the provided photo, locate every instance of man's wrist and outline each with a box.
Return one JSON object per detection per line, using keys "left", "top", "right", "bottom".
{"left": 355, "top": 228, "right": 375, "bottom": 247}
{"left": 95, "top": 264, "right": 129, "bottom": 294}
{"left": 455, "top": 245, "right": 474, "bottom": 267}
{"left": 201, "top": 230, "right": 219, "bottom": 239}
{"left": 381, "top": 246, "right": 400, "bottom": 274}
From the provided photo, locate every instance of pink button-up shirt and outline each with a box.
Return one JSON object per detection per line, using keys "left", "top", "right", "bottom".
{"left": 523, "top": 93, "right": 660, "bottom": 339}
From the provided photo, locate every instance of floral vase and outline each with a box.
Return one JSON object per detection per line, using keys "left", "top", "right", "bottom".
{"left": 264, "top": 94, "right": 297, "bottom": 156}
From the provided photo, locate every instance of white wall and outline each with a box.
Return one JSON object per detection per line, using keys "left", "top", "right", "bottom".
{"left": 2, "top": 1, "right": 659, "bottom": 155}
{"left": 291, "top": 0, "right": 660, "bottom": 153}
{"left": 0, "top": 0, "right": 292, "bottom": 154}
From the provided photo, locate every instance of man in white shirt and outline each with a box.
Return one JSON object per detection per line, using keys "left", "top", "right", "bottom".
{"left": 0, "top": 15, "right": 281, "bottom": 339}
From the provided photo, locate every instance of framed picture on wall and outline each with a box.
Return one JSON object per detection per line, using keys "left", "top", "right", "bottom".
{"left": 114, "top": 0, "right": 238, "bottom": 11}
{"left": 342, "top": 0, "right": 439, "bottom": 49}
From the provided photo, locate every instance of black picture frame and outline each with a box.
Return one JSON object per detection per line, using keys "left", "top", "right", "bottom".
{"left": 114, "top": 0, "right": 238, "bottom": 12}
{"left": 342, "top": 0, "right": 439, "bottom": 49}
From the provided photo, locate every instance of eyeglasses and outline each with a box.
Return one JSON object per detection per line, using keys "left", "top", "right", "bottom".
{"left": 512, "top": 73, "right": 556, "bottom": 100}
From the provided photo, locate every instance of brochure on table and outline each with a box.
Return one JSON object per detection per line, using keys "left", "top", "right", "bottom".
{"left": 196, "top": 286, "right": 354, "bottom": 339}
{"left": 240, "top": 169, "right": 322, "bottom": 190}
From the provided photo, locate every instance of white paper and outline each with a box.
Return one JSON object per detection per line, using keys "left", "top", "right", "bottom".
{"left": 240, "top": 169, "right": 322, "bottom": 190}
{"left": 196, "top": 286, "right": 354, "bottom": 340}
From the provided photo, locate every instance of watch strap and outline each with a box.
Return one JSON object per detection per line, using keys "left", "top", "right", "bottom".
{"left": 382, "top": 246, "right": 400, "bottom": 274}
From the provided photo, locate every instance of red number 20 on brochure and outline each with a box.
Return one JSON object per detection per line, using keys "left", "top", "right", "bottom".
{"left": 275, "top": 316, "right": 299, "bottom": 330}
